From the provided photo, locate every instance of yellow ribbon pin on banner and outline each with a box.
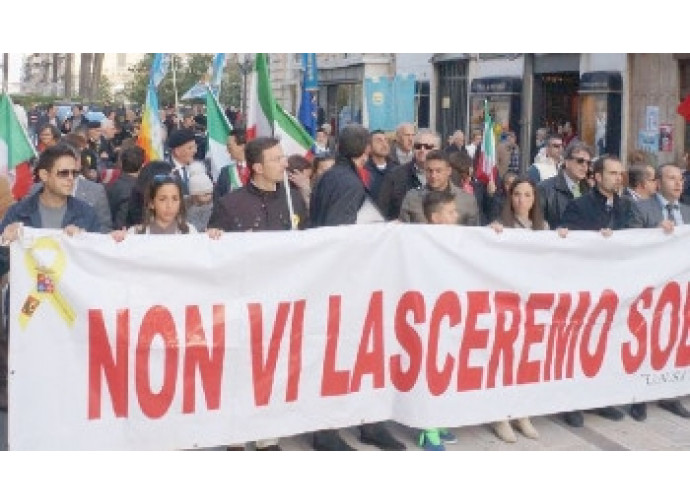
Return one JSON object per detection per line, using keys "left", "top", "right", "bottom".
{"left": 18, "top": 236, "right": 75, "bottom": 329}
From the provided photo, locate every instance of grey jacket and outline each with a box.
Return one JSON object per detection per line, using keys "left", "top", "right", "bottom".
{"left": 399, "top": 182, "right": 480, "bottom": 226}
{"left": 634, "top": 194, "right": 690, "bottom": 228}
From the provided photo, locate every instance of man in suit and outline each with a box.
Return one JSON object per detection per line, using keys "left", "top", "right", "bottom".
{"left": 559, "top": 155, "right": 640, "bottom": 428}
{"left": 634, "top": 164, "right": 690, "bottom": 231}
{"left": 624, "top": 162, "right": 657, "bottom": 202}
{"left": 630, "top": 163, "right": 690, "bottom": 421}
{"left": 166, "top": 128, "right": 197, "bottom": 196}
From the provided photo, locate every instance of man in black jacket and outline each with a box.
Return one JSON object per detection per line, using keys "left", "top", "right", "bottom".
{"left": 209, "top": 137, "right": 308, "bottom": 232}
{"left": 558, "top": 154, "right": 642, "bottom": 427}
{"left": 537, "top": 141, "right": 593, "bottom": 229}
{"left": 377, "top": 130, "right": 438, "bottom": 221}
{"left": 309, "top": 124, "right": 404, "bottom": 451}
{"left": 106, "top": 145, "right": 145, "bottom": 230}
{"left": 560, "top": 155, "right": 642, "bottom": 232}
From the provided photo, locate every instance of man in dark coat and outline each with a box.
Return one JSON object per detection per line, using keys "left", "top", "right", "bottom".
{"left": 208, "top": 137, "right": 308, "bottom": 232}
{"left": 106, "top": 145, "right": 145, "bottom": 230}
{"left": 559, "top": 154, "right": 642, "bottom": 428}
{"left": 537, "top": 141, "right": 593, "bottom": 229}
{"left": 309, "top": 124, "right": 405, "bottom": 451}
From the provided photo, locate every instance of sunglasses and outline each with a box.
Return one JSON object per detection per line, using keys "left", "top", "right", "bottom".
{"left": 569, "top": 156, "right": 593, "bottom": 168}
{"left": 55, "top": 169, "right": 81, "bottom": 179}
{"left": 414, "top": 143, "right": 435, "bottom": 151}
{"left": 153, "top": 173, "right": 176, "bottom": 183}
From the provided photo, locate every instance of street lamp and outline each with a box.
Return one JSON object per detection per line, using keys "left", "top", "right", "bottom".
{"left": 238, "top": 53, "right": 254, "bottom": 126}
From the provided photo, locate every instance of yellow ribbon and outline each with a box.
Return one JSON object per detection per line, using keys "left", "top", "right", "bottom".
{"left": 18, "top": 236, "right": 75, "bottom": 329}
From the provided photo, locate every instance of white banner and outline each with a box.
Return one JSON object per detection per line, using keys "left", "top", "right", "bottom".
{"left": 8, "top": 224, "right": 690, "bottom": 450}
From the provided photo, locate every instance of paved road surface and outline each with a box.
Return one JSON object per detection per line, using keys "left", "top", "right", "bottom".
{"left": 3, "top": 399, "right": 690, "bottom": 450}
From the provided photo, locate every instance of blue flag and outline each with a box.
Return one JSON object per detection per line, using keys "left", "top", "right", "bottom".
{"left": 181, "top": 53, "right": 227, "bottom": 100}
{"left": 298, "top": 53, "right": 318, "bottom": 137}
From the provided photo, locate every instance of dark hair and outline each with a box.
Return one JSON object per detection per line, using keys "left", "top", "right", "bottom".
{"left": 229, "top": 128, "right": 247, "bottom": 145}
{"left": 120, "top": 145, "right": 146, "bottom": 174}
{"left": 60, "top": 133, "right": 86, "bottom": 151}
{"left": 545, "top": 134, "right": 562, "bottom": 146}
{"left": 338, "top": 124, "right": 370, "bottom": 159}
{"left": 140, "top": 174, "right": 189, "bottom": 234}
{"left": 38, "top": 124, "right": 61, "bottom": 142}
{"left": 448, "top": 150, "right": 472, "bottom": 173}
{"left": 656, "top": 163, "right": 679, "bottom": 181}
{"left": 592, "top": 154, "right": 620, "bottom": 175}
{"left": 245, "top": 137, "right": 280, "bottom": 171}
{"left": 423, "top": 190, "right": 456, "bottom": 222}
{"left": 627, "top": 163, "right": 650, "bottom": 189}
{"left": 35, "top": 144, "right": 77, "bottom": 173}
{"left": 499, "top": 177, "right": 545, "bottom": 230}
{"left": 313, "top": 153, "right": 335, "bottom": 169}
{"left": 424, "top": 149, "right": 449, "bottom": 165}
{"left": 288, "top": 154, "right": 311, "bottom": 173}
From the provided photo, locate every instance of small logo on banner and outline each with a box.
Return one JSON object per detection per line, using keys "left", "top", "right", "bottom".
{"left": 19, "top": 236, "right": 76, "bottom": 330}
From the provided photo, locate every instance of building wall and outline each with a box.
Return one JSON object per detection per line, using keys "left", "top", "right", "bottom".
{"left": 628, "top": 54, "right": 681, "bottom": 166}
{"left": 395, "top": 53, "right": 433, "bottom": 79}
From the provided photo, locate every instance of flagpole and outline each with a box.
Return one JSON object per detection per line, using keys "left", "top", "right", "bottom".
{"left": 172, "top": 55, "right": 180, "bottom": 126}
{"left": 268, "top": 54, "right": 297, "bottom": 230}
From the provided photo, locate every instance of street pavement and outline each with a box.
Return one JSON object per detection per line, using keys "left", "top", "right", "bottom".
{"left": 2, "top": 398, "right": 690, "bottom": 450}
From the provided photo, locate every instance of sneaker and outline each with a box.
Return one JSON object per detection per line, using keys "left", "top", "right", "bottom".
{"left": 439, "top": 428, "right": 458, "bottom": 444}
{"left": 418, "top": 429, "right": 445, "bottom": 451}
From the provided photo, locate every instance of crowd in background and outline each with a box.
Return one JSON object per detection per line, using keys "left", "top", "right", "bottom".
{"left": 1, "top": 102, "right": 690, "bottom": 450}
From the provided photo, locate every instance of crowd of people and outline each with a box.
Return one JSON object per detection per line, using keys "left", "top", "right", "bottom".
{"left": 1, "top": 103, "right": 690, "bottom": 450}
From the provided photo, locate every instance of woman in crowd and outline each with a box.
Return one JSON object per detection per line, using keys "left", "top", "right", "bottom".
{"left": 488, "top": 176, "right": 547, "bottom": 443}
{"left": 112, "top": 174, "right": 221, "bottom": 239}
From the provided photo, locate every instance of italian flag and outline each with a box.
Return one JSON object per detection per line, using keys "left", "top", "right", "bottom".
{"left": 246, "top": 53, "right": 315, "bottom": 158}
{"left": 476, "top": 99, "right": 498, "bottom": 185}
{"left": 206, "top": 89, "right": 240, "bottom": 186}
{"left": 0, "top": 94, "right": 36, "bottom": 199}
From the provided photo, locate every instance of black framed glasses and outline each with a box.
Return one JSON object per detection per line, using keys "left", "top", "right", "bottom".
{"left": 414, "top": 143, "right": 435, "bottom": 151}
{"left": 569, "top": 156, "right": 593, "bottom": 168}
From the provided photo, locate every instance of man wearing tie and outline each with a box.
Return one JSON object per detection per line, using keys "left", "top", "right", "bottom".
{"left": 166, "top": 128, "right": 197, "bottom": 196}
{"left": 631, "top": 163, "right": 690, "bottom": 421}
{"left": 635, "top": 163, "right": 690, "bottom": 231}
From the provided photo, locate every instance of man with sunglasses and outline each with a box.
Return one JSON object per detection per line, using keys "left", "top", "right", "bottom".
{"left": 377, "top": 130, "right": 439, "bottom": 221}
{"left": 537, "top": 141, "right": 593, "bottom": 230}
{"left": 527, "top": 134, "right": 564, "bottom": 184}
{"left": 0, "top": 144, "right": 100, "bottom": 248}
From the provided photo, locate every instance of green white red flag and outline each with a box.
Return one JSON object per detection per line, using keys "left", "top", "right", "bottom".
{"left": 246, "top": 53, "right": 314, "bottom": 158}
{"left": 206, "top": 88, "right": 242, "bottom": 187}
{"left": 0, "top": 93, "right": 37, "bottom": 198}
{"left": 476, "top": 99, "right": 498, "bottom": 184}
